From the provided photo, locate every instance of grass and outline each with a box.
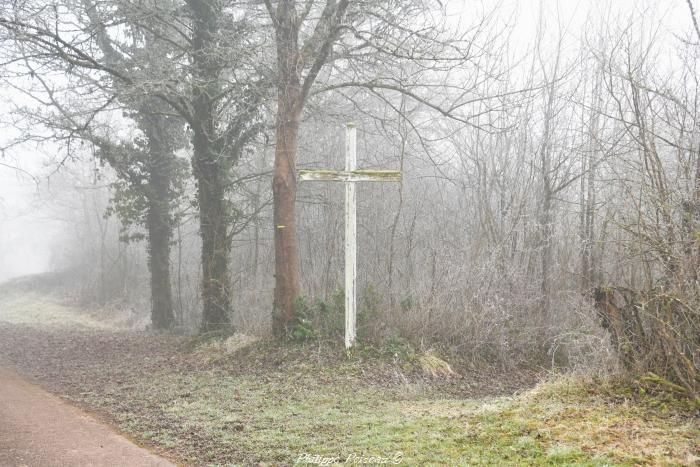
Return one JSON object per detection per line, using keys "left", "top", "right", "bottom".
{"left": 84, "top": 353, "right": 698, "bottom": 466}
{"left": 1, "top": 293, "right": 697, "bottom": 466}
{"left": 0, "top": 294, "right": 117, "bottom": 330}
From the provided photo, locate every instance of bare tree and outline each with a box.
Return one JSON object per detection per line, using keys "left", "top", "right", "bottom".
{"left": 263, "top": 0, "right": 504, "bottom": 335}
{"left": 263, "top": 0, "right": 350, "bottom": 335}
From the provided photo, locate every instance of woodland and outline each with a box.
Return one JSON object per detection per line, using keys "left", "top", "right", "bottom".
{"left": 0, "top": 0, "right": 698, "bottom": 465}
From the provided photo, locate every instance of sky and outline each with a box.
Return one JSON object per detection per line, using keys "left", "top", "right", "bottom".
{"left": 0, "top": 0, "right": 696, "bottom": 282}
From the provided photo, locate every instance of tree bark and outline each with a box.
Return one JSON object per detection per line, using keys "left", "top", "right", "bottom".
{"left": 580, "top": 72, "right": 599, "bottom": 295}
{"left": 142, "top": 115, "right": 175, "bottom": 330}
{"left": 538, "top": 68, "right": 558, "bottom": 320}
{"left": 271, "top": 1, "right": 302, "bottom": 336}
{"left": 194, "top": 144, "right": 231, "bottom": 330}
{"left": 268, "top": 0, "right": 351, "bottom": 336}
{"left": 272, "top": 117, "right": 302, "bottom": 335}
{"left": 189, "top": 0, "right": 232, "bottom": 331}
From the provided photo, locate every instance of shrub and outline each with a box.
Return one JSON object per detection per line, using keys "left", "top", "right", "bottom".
{"left": 290, "top": 286, "right": 387, "bottom": 343}
{"left": 593, "top": 287, "right": 699, "bottom": 398}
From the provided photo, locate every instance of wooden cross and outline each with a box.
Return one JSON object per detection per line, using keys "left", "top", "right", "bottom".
{"left": 299, "top": 123, "right": 402, "bottom": 349}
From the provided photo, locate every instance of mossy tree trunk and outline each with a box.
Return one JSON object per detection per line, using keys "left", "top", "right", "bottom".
{"left": 142, "top": 114, "right": 176, "bottom": 330}
{"left": 188, "top": 0, "right": 232, "bottom": 331}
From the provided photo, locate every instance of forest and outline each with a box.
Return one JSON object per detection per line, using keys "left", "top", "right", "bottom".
{"left": 0, "top": 0, "right": 698, "bottom": 465}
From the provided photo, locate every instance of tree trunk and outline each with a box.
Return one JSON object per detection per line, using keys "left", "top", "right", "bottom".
{"left": 143, "top": 115, "right": 175, "bottom": 330}
{"left": 580, "top": 91, "right": 598, "bottom": 295}
{"left": 272, "top": 111, "right": 302, "bottom": 336}
{"left": 146, "top": 198, "right": 174, "bottom": 329}
{"left": 538, "top": 80, "right": 557, "bottom": 320}
{"left": 189, "top": 0, "right": 232, "bottom": 331}
{"left": 272, "top": 3, "right": 302, "bottom": 336}
{"left": 539, "top": 183, "right": 552, "bottom": 316}
{"left": 268, "top": 0, "right": 350, "bottom": 335}
{"left": 194, "top": 145, "right": 231, "bottom": 330}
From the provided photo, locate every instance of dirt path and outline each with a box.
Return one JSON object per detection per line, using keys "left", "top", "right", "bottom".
{"left": 0, "top": 364, "right": 176, "bottom": 467}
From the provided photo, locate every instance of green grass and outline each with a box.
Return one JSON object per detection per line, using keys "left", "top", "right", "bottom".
{"left": 3, "top": 293, "right": 696, "bottom": 465}
{"left": 93, "top": 363, "right": 698, "bottom": 466}
{"left": 0, "top": 294, "right": 117, "bottom": 330}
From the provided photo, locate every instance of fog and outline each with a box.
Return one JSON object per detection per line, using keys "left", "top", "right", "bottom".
{"left": 0, "top": 0, "right": 697, "bottom": 464}
{"left": 0, "top": 0, "right": 689, "bottom": 285}
{"left": 0, "top": 0, "right": 696, "bottom": 370}
{"left": 0, "top": 165, "right": 60, "bottom": 282}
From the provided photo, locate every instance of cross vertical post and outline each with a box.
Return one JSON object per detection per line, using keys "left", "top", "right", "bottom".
{"left": 298, "top": 123, "right": 402, "bottom": 350}
{"left": 344, "top": 123, "right": 357, "bottom": 349}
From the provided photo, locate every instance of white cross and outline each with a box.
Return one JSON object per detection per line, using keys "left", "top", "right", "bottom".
{"left": 299, "top": 123, "right": 402, "bottom": 349}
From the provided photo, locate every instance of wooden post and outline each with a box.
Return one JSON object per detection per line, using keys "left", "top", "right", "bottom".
{"left": 345, "top": 123, "right": 357, "bottom": 348}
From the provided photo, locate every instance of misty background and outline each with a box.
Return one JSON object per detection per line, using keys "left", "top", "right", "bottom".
{"left": 0, "top": 0, "right": 688, "bottom": 285}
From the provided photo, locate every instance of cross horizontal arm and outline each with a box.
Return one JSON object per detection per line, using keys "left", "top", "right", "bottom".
{"left": 299, "top": 169, "right": 402, "bottom": 182}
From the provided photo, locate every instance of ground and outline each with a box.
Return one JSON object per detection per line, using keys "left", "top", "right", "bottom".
{"left": 0, "top": 365, "right": 174, "bottom": 466}
{"left": 0, "top": 292, "right": 697, "bottom": 466}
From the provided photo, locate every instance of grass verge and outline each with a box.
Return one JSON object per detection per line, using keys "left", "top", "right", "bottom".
{"left": 0, "top": 295, "right": 696, "bottom": 466}
{"left": 0, "top": 294, "right": 117, "bottom": 330}
{"left": 77, "top": 344, "right": 698, "bottom": 466}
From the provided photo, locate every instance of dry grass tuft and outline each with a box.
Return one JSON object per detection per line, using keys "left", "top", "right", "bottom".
{"left": 418, "top": 350, "right": 457, "bottom": 379}
{"left": 192, "top": 332, "right": 261, "bottom": 364}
